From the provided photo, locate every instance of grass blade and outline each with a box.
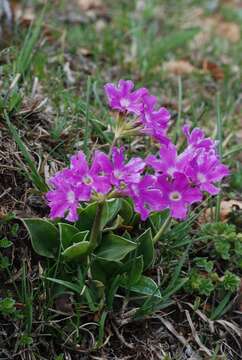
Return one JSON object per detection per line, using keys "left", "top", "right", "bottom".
{"left": 14, "top": 6, "right": 46, "bottom": 76}
{"left": 4, "top": 111, "right": 48, "bottom": 192}
{"left": 215, "top": 93, "right": 223, "bottom": 222}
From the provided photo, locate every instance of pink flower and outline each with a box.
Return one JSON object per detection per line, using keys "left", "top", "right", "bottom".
{"left": 45, "top": 80, "right": 230, "bottom": 224}
{"left": 140, "top": 93, "right": 170, "bottom": 144}
{"left": 46, "top": 169, "right": 91, "bottom": 222}
{"left": 186, "top": 151, "right": 230, "bottom": 195}
{"left": 104, "top": 80, "right": 148, "bottom": 115}
{"left": 70, "top": 150, "right": 113, "bottom": 195}
{"left": 128, "top": 175, "right": 164, "bottom": 220}
{"left": 157, "top": 173, "right": 202, "bottom": 219}
{"left": 111, "top": 147, "right": 145, "bottom": 191}
{"left": 46, "top": 150, "right": 113, "bottom": 222}
{"left": 146, "top": 142, "right": 187, "bottom": 177}
{"left": 182, "top": 124, "right": 217, "bottom": 158}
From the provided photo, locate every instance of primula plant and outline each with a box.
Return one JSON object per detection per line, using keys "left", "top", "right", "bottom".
{"left": 22, "top": 80, "right": 230, "bottom": 313}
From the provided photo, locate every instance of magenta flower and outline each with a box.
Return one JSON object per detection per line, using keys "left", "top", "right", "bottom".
{"left": 139, "top": 93, "right": 171, "bottom": 144}
{"left": 70, "top": 150, "right": 112, "bottom": 195}
{"left": 46, "top": 169, "right": 91, "bottom": 222}
{"left": 128, "top": 175, "right": 164, "bottom": 220}
{"left": 182, "top": 124, "right": 217, "bottom": 157}
{"left": 186, "top": 152, "right": 230, "bottom": 195}
{"left": 46, "top": 150, "right": 113, "bottom": 222}
{"left": 111, "top": 147, "right": 145, "bottom": 191}
{"left": 45, "top": 80, "right": 231, "bottom": 224}
{"left": 104, "top": 80, "right": 148, "bottom": 115}
{"left": 157, "top": 173, "right": 202, "bottom": 219}
{"left": 146, "top": 142, "right": 187, "bottom": 177}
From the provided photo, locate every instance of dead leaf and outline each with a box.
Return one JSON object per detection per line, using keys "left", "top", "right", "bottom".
{"left": 163, "top": 60, "right": 195, "bottom": 76}
{"left": 95, "top": 18, "right": 106, "bottom": 32}
{"left": 11, "top": 2, "right": 35, "bottom": 23}
{"left": 0, "top": 0, "right": 13, "bottom": 25}
{"left": 63, "top": 62, "right": 76, "bottom": 85}
{"left": 216, "top": 22, "right": 240, "bottom": 43}
{"left": 220, "top": 200, "right": 242, "bottom": 221}
{"left": 79, "top": 47, "right": 92, "bottom": 56}
{"left": 238, "top": 278, "right": 242, "bottom": 312}
{"left": 236, "top": 130, "right": 242, "bottom": 141}
{"left": 0, "top": 207, "right": 8, "bottom": 219}
{"left": 55, "top": 294, "right": 74, "bottom": 314}
{"left": 203, "top": 60, "right": 224, "bottom": 80}
{"left": 185, "top": 310, "right": 212, "bottom": 356}
{"left": 198, "top": 200, "right": 242, "bottom": 224}
{"left": 77, "top": 0, "right": 103, "bottom": 11}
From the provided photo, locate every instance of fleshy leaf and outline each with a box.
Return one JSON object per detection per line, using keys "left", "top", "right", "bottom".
{"left": 22, "top": 218, "right": 59, "bottom": 258}
{"left": 121, "top": 256, "right": 144, "bottom": 285}
{"left": 72, "top": 231, "right": 89, "bottom": 244}
{"left": 76, "top": 200, "right": 121, "bottom": 232}
{"left": 119, "top": 199, "right": 133, "bottom": 223}
{"left": 136, "top": 228, "right": 154, "bottom": 269}
{"left": 103, "top": 215, "right": 124, "bottom": 232}
{"left": 45, "top": 277, "right": 82, "bottom": 293}
{"left": 59, "top": 223, "right": 79, "bottom": 250}
{"left": 91, "top": 255, "right": 122, "bottom": 284}
{"left": 62, "top": 241, "right": 90, "bottom": 261}
{"left": 101, "top": 199, "right": 121, "bottom": 229}
{"left": 96, "top": 233, "right": 136, "bottom": 261}
{"left": 76, "top": 202, "right": 97, "bottom": 231}
{"left": 120, "top": 275, "right": 162, "bottom": 298}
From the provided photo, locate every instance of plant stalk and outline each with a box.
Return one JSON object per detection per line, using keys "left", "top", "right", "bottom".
{"left": 88, "top": 201, "right": 105, "bottom": 252}
{"left": 215, "top": 92, "right": 222, "bottom": 222}
{"left": 153, "top": 215, "right": 171, "bottom": 244}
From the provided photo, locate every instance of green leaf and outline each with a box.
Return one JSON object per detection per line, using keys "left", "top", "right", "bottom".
{"left": 214, "top": 238, "right": 230, "bottom": 260}
{"left": 121, "top": 256, "right": 144, "bottom": 285}
{"left": 136, "top": 228, "right": 154, "bottom": 270}
{"left": 164, "top": 241, "right": 191, "bottom": 296}
{"left": 22, "top": 218, "right": 59, "bottom": 258}
{"left": 149, "top": 209, "right": 170, "bottom": 232}
{"left": 96, "top": 233, "right": 136, "bottom": 261}
{"left": 186, "top": 270, "right": 214, "bottom": 296}
{"left": 121, "top": 275, "right": 162, "bottom": 299}
{"left": 14, "top": 6, "right": 45, "bottom": 76}
{"left": 210, "top": 293, "right": 231, "bottom": 320}
{"left": 97, "top": 311, "right": 108, "bottom": 348}
{"left": 45, "top": 277, "right": 82, "bottom": 293}
{"left": 62, "top": 241, "right": 90, "bottom": 262}
{"left": 103, "top": 215, "right": 124, "bottom": 232}
{"left": 195, "top": 257, "right": 214, "bottom": 273}
{"left": 5, "top": 115, "right": 48, "bottom": 192}
{"left": 101, "top": 199, "right": 121, "bottom": 229}
{"left": 0, "top": 256, "right": 10, "bottom": 269}
{"left": 151, "top": 28, "right": 200, "bottom": 66}
{"left": 91, "top": 256, "right": 122, "bottom": 284}
{"left": 122, "top": 231, "right": 132, "bottom": 240}
{"left": 107, "top": 275, "right": 121, "bottom": 309}
{"left": 221, "top": 271, "right": 240, "bottom": 292}
{"left": 59, "top": 223, "right": 79, "bottom": 249}
{"left": 162, "top": 278, "right": 188, "bottom": 300}
{"left": 19, "top": 335, "right": 33, "bottom": 347}
{"left": 119, "top": 199, "right": 133, "bottom": 223}
{"left": 0, "top": 298, "right": 16, "bottom": 315}
{"left": 76, "top": 202, "right": 97, "bottom": 231}
{"left": 72, "top": 231, "right": 89, "bottom": 244}
{"left": 0, "top": 238, "right": 12, "bottom": 248}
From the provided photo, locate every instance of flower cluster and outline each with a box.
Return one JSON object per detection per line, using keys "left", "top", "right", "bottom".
{"left": 104, "top": 79, "right": 171, "bottom": 144}
{"left": 46, "top": 80, "right": 229, "bottom": 222}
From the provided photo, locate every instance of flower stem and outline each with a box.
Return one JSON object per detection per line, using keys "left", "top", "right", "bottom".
{"left": 153, "top": 215, "right": 171, "bottom": 244}
{"left": 215, "top": 92, "right": 222, "bottom": 222}
{"left": 108, "top": 134, "right": 119, "bottom": 157}
{"left": 88, "top": 201, "right": 105, "bottom": 252}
